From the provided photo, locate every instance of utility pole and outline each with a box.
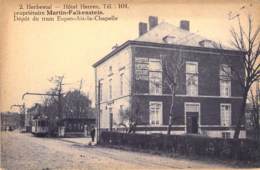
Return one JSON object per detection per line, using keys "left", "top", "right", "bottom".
{"left": 97, "top": 80, "right": 101, "bottom": 143}
{"left": 22, "top": 92, "right": 61, "bottom": 119}
{"left": 58, "top": 82, "right": 63, "bottom": 125}
{"left": 77, "top": 79, "right": 83, "bottom": 118}
{"left": 79, "top": 79, "right": 83, "bottom": 92}
{"left": 48, "top": 75, "right": 64, "bottom": 126}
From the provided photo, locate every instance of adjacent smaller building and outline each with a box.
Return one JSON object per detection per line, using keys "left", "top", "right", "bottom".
{"left": 1, "top": 112, "right": 21, "bottom": 131}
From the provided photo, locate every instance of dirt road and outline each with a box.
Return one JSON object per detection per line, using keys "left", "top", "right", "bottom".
{"left": 1, "top": 131, "right": 233, "bottom": 170}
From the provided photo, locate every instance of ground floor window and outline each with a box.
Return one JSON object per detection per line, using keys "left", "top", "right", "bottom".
{"left": 222, "top": 132, "right": 231, "bottom": 139}
{"left": 220, "top": 104, "right": 231, "bottom": 126}
{"left": 149, "top": 101, "right": 162, "bottom": 125}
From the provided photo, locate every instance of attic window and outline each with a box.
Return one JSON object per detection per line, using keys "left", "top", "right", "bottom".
{"left": 199, "top": 40, "right": 214, "bottom": 47}
{"left": 162, "top": 35, "right": 175, "bottom": 44}
{"left": 109, "top": 66, "right": 113, "bottom": 73}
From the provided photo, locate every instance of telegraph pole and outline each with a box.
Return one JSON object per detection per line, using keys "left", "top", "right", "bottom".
{"left": 58, "top": 82, "right": 63, "bottom": 125}
{"left": 97, "top": 80, "right": 101, "bottom": 143}
{"left": 77, "top": 79, "right": 83, "bottom": 118}
{"left": 79, "top": 79, "right": 83, "bottom": 92}
{"left": 22, "top": 92, "right": 61, "bottom": 131}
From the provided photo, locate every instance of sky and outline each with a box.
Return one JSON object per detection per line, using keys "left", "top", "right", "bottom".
{"left": 0, "top": 0, "right": 259, "bottom": 112}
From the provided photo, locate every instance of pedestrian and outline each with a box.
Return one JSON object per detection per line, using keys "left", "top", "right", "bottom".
{"left": 90, "top": 126, "right": 96, "bottom": 142}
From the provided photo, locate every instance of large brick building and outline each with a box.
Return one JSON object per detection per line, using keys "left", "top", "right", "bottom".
{"left": 93, "top": 16, "right": 246, "bottom": 138}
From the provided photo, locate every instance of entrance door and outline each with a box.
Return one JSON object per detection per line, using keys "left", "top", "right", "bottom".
{"left": 186, "top": 113, "right": 198, "bottom": 134}
{"left": 109, "top": 108, "right": 113, "bottom": 131}
{"left": 185, "top": 102, "right": 200, "bottom": 134}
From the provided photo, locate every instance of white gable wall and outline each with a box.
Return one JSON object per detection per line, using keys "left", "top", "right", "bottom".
{"left": 96, "top": 46, "right": 132, "bottom": 129}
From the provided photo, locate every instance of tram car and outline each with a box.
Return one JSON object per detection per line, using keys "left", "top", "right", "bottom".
{"left": 31, "top": 118, "right": 48, "bottom": 137}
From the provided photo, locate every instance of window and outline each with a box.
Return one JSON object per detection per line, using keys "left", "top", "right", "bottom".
{"left": 149, "top": 101, "right": 162, "bottom": 125}
{"left": 149, "top": 59, "right": 162, "bottom": 94}
{"left": 99, "top": 82, "right": 103, "bottom": 101}
{"left": 149, "top": 59, "right": 162, "bottom": 71}
{"left": 120, "top": 105, "right": 123, "bottom": 112}
{"left": 109, "top": 79, "right": 112, "bottom": 99}
{"left": 120, "top": 73, "right": 124, "bottom": 96}
{"left": 220, "top": 64, "right": 231, "bottom": 76}
{"left": 149, "top": 72, "right": 162, "bottom": 94}
{"left": 109, "top": 66, "right": 112, "bottom": 73}
{"left": 222, "top": 132, "right": 231, "bottom": 139}
{"left": 220, "top": 80, "right": 231, "bottom": 97}
{"left": 185, "top": 103, "right": 200, "bottom": 112}
{"left": 220, "top": 64, "right": 231, "bottom": 97}
{"left": 220, "top": 104, "right": 231, "bottom": 126}
{"left": 186, "top": 62, "right": 198, "bottom": 96}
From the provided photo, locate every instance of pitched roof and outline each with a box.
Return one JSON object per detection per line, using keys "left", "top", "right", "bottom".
{"left": 135, "top": 21, "right": 232, "bottom": 50}
{"left": 93, "top": 21, "right": 243, "bottom": 67}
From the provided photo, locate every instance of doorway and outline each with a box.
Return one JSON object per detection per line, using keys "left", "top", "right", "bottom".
{"left": 185, "top": 103, "right": 200, "bottom": 134}
{"left": 186, "top": 113, "right": 198, "bottom": 134}
{"left": 109, "top": 108, "right": 113, "bottom": 131}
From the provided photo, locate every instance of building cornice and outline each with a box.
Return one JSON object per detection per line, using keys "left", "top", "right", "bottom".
{"left": 92, "top": 40, "right": 245, "bottom": 68}
{"left": 134, "top": 93, "right": 243, "bottom": 99}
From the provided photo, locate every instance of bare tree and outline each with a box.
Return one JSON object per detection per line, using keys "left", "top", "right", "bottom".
{"left": 229, "top": 15, "right": 260, "bottom": 139}
{"left": 160, "top": 50, "right": 186, "bottom": 135}
{"left": 49, "top": 75, "right": 64, "bottom": 122}
{"left": 118, "top": 97, "right": 144, "bottom": 134}
{"left": 248, "top": 82, "right": 260, "bottom": 140}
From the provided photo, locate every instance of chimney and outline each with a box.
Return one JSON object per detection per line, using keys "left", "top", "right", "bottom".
{"left": 180, "top": 20, "right": 190, "bottom": 31}
{"left": 148, "top": 16, "right": 158, "bottom": 30}
{"left": 139, "top": 22, "right": 147, "bottom": 36}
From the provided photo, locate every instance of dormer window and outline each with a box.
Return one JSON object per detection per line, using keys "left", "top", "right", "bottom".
{"left": 199, "top": 39, "right": 216, "bottom": 48}
{"left": 162, "top": 35, "right": 176, "bottom": 44}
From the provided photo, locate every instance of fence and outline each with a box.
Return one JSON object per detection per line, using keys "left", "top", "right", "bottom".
{"left": 100, "top": 132, "right": 260, "bottom": 161}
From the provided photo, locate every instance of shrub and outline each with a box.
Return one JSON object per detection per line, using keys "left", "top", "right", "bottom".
{"left": 100, "top": 132, "right": 260, "bottom": 161}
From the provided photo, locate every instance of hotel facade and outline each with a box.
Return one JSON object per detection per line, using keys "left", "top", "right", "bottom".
{"left": 93, "top": 16, "right": 246, "bottom": 138}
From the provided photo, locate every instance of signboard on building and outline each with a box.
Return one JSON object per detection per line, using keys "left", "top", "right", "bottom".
{"left": 135, "top": 57, "right": 149, "bottom": 81}
{"left": 135, "top": 63, "right": 149, "bottom": 70}
{"left": 135, "top": 57, "right": 148, "bottom": 63}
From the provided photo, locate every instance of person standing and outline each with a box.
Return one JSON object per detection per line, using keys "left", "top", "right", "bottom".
{"left": 90, "top": 126, "right": 96, "bottom": 142}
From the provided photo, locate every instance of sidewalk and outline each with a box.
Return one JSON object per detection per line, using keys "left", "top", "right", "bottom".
{"left": 59, "top": 137, "right": 97, "bottom": 146}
